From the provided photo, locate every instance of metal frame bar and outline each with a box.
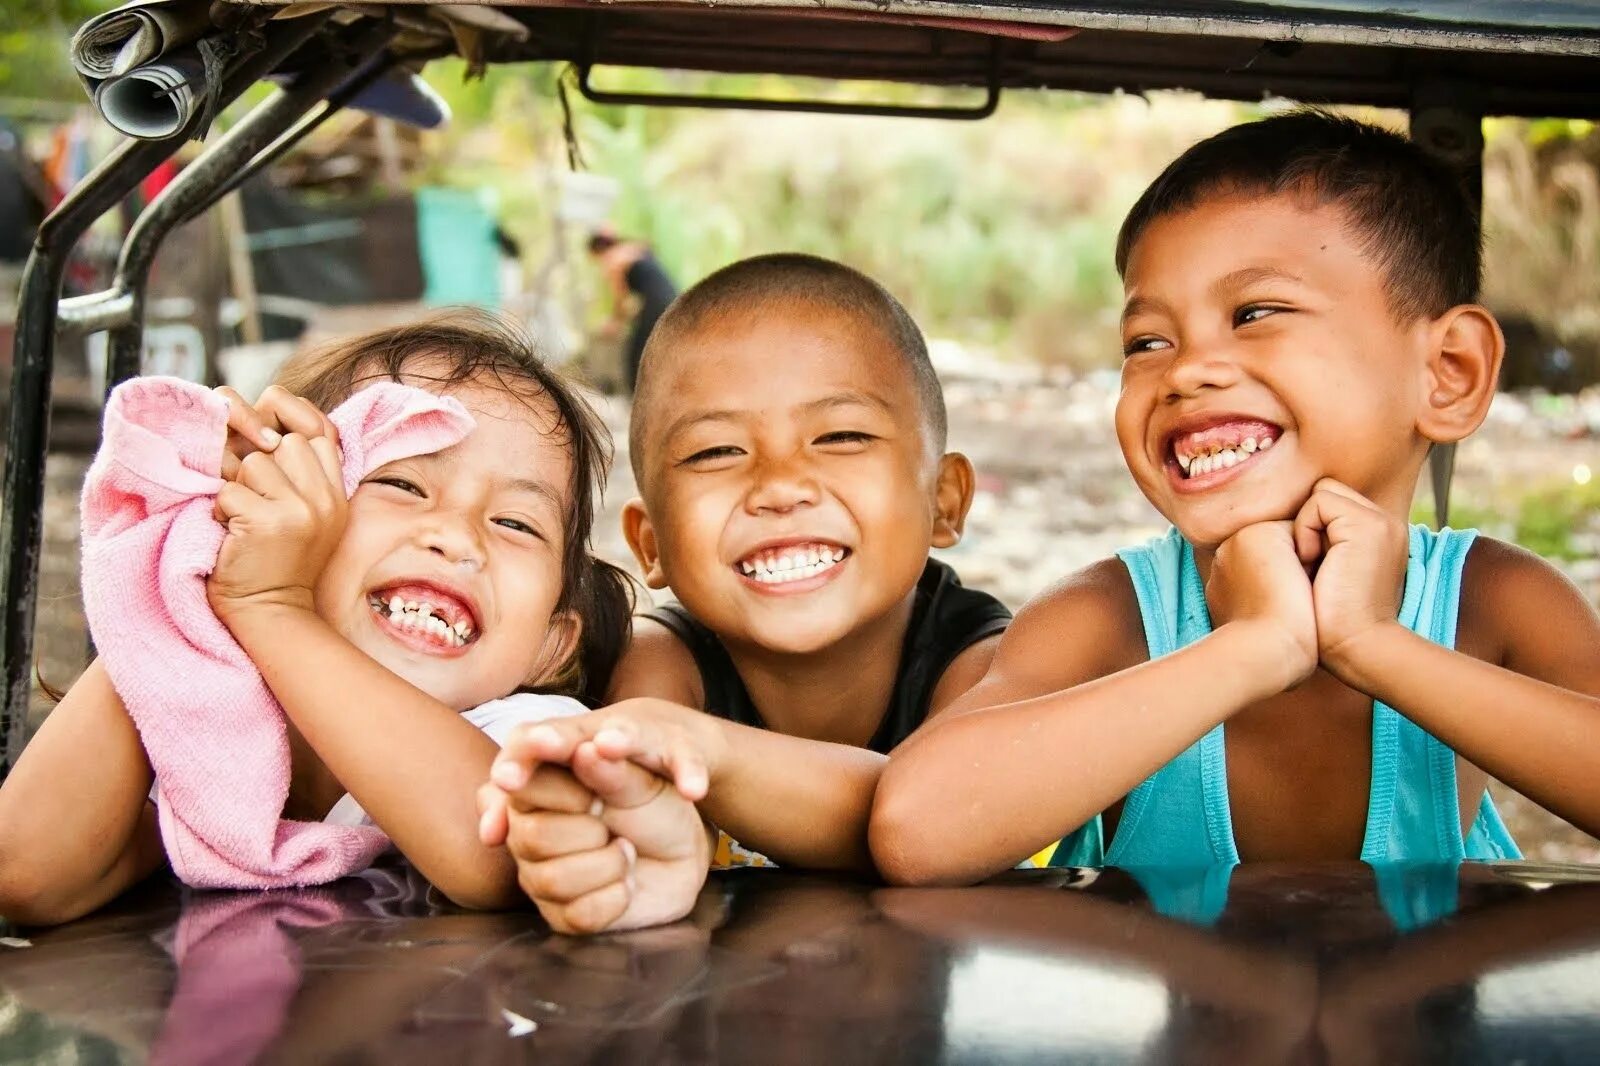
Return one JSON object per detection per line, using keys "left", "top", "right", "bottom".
{"left": 1409, "top": 80, "right": 1485, "bottom": 530}
{"left": 0, "top": 11, "right": 361, "bottom": 775}
{"left": 577, "top": 41, "right": 1002, "bottom": 120}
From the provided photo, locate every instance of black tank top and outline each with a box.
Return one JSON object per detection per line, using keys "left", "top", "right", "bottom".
{"left": 644, "top": 559, "right": 1010, "bottom": 753}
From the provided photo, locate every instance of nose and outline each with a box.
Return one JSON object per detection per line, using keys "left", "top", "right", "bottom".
{"left": 743, "top": 451, "right": 820, "bottom": 515}
{"left": 1160, "top": 336, "right": 1244, "bottom": 401}
{"left": 417, "top": 511, "right": 487, "bottom": 570}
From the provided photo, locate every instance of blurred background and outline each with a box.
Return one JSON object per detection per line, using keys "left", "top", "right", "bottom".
{"left": 3, "top": 1, "right": 1598, "bottom": 857}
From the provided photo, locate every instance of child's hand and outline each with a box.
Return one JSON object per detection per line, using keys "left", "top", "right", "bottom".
{"left": 480, "top": 738, "right": 712, "bottom": 934}
{"left": 1291, "top": 478, "right": 1409, "bottom": 679}
{"left": 215, "top": 385, "right": 340, "bottom": 479}
{"left": 489, "top": 700, "right": 720, "bottom": 803}
{"left": 1208, "top": 520, "right": 1318, "bottom": 687}
{"left": 207, "top": 433, "right": 347, "bottom": 619}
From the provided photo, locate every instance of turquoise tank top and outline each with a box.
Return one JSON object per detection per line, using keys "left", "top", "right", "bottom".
{"left": 1049, "top": 525, "right": 1520, "bottom": 890}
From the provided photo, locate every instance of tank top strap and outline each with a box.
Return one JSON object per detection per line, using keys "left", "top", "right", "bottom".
{"left": 1361, "top": 526, "right": 1519, "bottom": 863}
{"left": 1051, "top": 529, "right": 1237, "bottom": 869}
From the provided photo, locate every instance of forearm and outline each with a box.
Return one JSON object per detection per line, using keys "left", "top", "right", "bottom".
{"left": 1331, "top": 624, "right": 1600, "bottom": 836}
{"left": 0, "top": 661, "right": 166, "bottom": 924}
{"left": 872, "top": 624, "right": 1295, "bottom": 885}
{"left": 225, "top": 604, "right": 519, "bottom": 909}
{"left": 702, "top": 721, "right": 885, "bottom": 873}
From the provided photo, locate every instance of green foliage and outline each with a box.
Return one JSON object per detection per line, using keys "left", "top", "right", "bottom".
{"left": 0, "top": 0, "right": 116, "bottom": 101}
{"left": 1413, "top": 475, "right": 1600, "bottom": 560}
{"left": 420, "top": 61, "right": 1255, "bottom": 365}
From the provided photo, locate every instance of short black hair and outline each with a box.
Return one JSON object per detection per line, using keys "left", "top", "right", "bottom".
{"left": 629, "top": 253, "right": 946, "bottom": 486}
{"left": 1115, "top": 109, "right": 1481, "bottom": 320}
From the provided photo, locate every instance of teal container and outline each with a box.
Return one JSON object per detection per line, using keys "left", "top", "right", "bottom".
{"left": 415, "top": 186, "right": 500, "bottom": 308}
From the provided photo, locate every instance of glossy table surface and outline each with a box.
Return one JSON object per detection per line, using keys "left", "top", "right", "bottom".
{"left": 3, "top": 860, "right": 1600, "bottom": 1064}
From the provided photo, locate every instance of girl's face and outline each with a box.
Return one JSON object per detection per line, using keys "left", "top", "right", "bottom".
{"left": 312, "top": 370, "right": 579, "bottom": 711}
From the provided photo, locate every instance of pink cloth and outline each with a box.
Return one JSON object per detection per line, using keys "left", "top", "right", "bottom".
{"left": 81, "top": 376, "right": 474, "bottom": 889}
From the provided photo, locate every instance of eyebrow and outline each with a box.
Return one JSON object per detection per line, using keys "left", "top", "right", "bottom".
{"left": 501, "top": 476, "right": 565, "bottom": 514}
{"left": 1212, "top": 265, "right": 1306, "bottom": 294}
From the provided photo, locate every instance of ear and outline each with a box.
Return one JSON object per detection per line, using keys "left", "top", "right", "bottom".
{"left": 529, "top": 609, "right": 583, "bottom": 689}
{"left": 1416, "top": 304, "right": 1504, "bottom": 445}
{"left": 930, "top": 452, "right": 976, "bottom": 550}
{"left": 621, "top": 497, "right": 671, "bottom": 590}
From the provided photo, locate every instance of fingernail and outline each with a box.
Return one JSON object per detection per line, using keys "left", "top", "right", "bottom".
{"left": 528, "top": 725, "right": 561, "bottom": 749}
{"left": 619, "top": 837, "right": 637, "bottom": 869}
{"left": 588, "top": 796, "right": 605, "bottom": 817}
{"left": 491, "top": 759, "right": 528, "bottom": 790}
{"left": 260, "top": 428, "right": 281, "bottom": 448}
{"left": 595, "top": 727, "right": 629, "bottom": 748}
{"left": 478, "top": 807, "right": 498, "bottom": 842}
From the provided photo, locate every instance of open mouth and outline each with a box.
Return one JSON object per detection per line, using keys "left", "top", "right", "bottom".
{"left": 1167, "top": 419, "right": 1283, "bottom": 482}
{"left": 367, "top": 581, "right": 480, "bottom": 650}
{"left": 735, "top": 542, "right": 851, "bottom": 586}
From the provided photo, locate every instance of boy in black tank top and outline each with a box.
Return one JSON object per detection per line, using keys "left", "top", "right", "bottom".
{"left": 478, "top": 254, "right": 1009, "bottom": 931}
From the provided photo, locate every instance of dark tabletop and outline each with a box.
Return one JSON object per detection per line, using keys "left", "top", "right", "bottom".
{"left": 3, "top": 860, "right": 1600, "bottom": 1064}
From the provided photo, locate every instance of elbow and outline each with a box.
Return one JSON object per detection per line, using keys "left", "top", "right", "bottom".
{"left": 868, "top": 766, "right": 969, "bottom": 888}
{"left": 428, "top": 854, "right": 523, "bottom": 913}
{"left": 0, "top": 860, "right": 82, "bottom": 928}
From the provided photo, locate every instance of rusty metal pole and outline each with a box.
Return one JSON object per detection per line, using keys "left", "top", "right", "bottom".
{"left": 1410, "top": 81, "right": 1485, "bottom": 529}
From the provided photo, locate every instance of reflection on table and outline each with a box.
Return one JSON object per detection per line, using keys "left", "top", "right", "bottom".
{"left": 2, "top": 860, "right": 1599, "bottom": 1063}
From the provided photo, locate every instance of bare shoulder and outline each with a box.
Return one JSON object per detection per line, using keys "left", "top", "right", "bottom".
{"left": 604, "top": 616, "right": 705, "bottom": 707}
{"left": 945, "top": 557, "right": 1148, "bottom": 712}
{"left": 1461, "top": 535, "right": 1600, "bottom": 684}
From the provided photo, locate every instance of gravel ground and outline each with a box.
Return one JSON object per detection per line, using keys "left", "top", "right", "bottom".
{"left": 11, "top": 358, "right": 1600, "bottom": 863}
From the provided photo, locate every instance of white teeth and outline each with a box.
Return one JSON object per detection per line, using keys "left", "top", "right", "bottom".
{"left": 371, "top": 595, "right": 475, "bottom": 646}
{"left": 1259, "top": 435, "right": 1274, "bottom": 450}
{"left": 1241, "top": 437, "right": 1257, "bottom": 454}
{"left": 740, "top": 545, "right": 847, "bottom": 584}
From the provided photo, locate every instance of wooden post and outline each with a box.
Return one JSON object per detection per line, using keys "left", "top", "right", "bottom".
{"left": 218, "top": 190, "right": 263, "bottom": 346}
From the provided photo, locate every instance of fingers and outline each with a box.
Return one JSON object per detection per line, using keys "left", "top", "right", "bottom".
{"left": 476, "top": 782, "right": 509, "bottom": 846}
{"left": 517, "top": 838, "right": 636, "bottom": 906}
{"left": 491, "top": 720, "right": 591, "bottom": 791}
{"left": 505, "top": 810, "right": 610, "bottom": 861}
{"left": 217, "top": 386, "right": 284, "bottom": 456}
{"left": 540, "top": 880, "right": 633, "bottom": 936}
{"left": 589, "top": 720, "right": 710, "bottom": 801}
{"left": 570, "top": 741, "right": 669, "bottom": 810}
{"left": 502, "top": 763, "right": 598, "bottom": 816}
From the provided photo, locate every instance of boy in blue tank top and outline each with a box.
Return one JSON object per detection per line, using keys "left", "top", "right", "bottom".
{"left": 873, "top": 111, "right": 1600, "bottom": 885}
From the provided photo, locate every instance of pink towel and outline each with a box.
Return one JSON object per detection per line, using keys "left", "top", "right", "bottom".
{"left": 80, "top": 376, "right": 475, "bottom": 889}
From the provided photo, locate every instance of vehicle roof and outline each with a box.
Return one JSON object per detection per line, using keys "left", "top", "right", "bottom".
{"left": 231, "top": 0, "right": 1600, "bottom": 116}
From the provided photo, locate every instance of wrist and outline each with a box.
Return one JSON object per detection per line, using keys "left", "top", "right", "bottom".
{"left": 1321, "top": 620, "right": 1410, "bottom": 689}
{"left": 213, "top": 589, "right": 318, "bottom": 629}
{"left": 1213, "top": 619, "right": 1317, "bottom": 697}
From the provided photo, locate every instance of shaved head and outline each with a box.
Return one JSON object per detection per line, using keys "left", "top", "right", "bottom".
{"left": 629, "top": 254, "right": 946, "bottom": 488}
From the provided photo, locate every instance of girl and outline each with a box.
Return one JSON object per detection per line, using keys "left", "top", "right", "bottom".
{"left": 0, "top": 310, "right": 631, "bottom": 925}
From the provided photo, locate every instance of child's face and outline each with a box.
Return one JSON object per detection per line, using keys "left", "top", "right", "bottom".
{"left": 631, "top": 303, "right": 952, "bottom": 656}
{"left": 1115, "top": 192, "right": 1435, "bottom": 550}
{"left": 312, "top": 369, "right": 577, "bottom": 711}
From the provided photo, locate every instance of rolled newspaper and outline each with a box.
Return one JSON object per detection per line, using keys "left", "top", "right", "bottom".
{"left": 70, "top": 0, "right": 213, "bottom": 84}
{"left": 94, "top": 51, "right": 207, "bottom": 139}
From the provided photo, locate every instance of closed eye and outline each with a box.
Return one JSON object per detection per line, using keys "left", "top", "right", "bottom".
{"left": 681, "top": 445, "right": 745, "bottom": 465}
{"left": 369, "top": 475, "right": 424, "bottom": 496}
{"left": 815, "top": 431, "right": 875, "bottom": 447}
{"left": 494, "top": 517, "right": 543, "bottom": 540}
